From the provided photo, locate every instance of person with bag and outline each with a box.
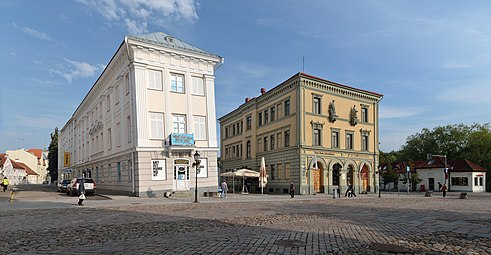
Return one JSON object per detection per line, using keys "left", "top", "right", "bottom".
{"left": 289, "top": 180, "right": 295, "bottom": 198}
{"left": 442, "top": 183, "right": 447, "bottom": 198}
{"left": 78, "top": 178, "right": 86, "bottom": 206}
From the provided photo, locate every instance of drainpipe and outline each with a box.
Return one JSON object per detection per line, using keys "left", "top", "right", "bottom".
{"left": 125, "top": 36, "right": 136, "bottom": 197}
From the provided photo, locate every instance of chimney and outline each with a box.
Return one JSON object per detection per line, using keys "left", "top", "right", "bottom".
{"left": 261, "top": 88, "right": 266, "bottom": 95}
{"left": 245, "top": 97, "right": 251, "bottom": 103}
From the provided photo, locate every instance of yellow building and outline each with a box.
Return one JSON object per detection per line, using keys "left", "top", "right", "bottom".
{"left": 219, "top": 73, "right": 383, "bottom": 195}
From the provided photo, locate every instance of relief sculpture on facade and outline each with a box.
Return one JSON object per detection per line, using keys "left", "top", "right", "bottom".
{"left": 328, "top": 100, "right": 338, "bottom": 123}
{"left": 350, "top": 105, "right": 359, "bottom": 126}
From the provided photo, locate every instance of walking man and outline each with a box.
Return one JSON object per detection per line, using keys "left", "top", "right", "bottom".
{"left": 442, "top": 183, "right": 447, "bottom": 198}
{"left": 2, "top": 177, "right": 9, "bottom": 192}
{"left": 220, "top": 180, "right": 228, "bottom": 199}
{"left": 289, "top": 180, "right": 295, "bottom": 198}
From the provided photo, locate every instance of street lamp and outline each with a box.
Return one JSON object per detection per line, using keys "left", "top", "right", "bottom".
{"left": 377, "top": 166, "right": 381, "bottom": 198}
{"left": 193, "top": 151, "right": 201, "bottom": 203}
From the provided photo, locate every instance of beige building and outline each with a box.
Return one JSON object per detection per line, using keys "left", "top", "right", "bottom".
{"left": 5, "top": 148, "right": 48, "bottom": 184}
{"left": 59, "top": 32, "right": 223, "bottom": 197}
{"left": 219, "top": 73, "right": 383, "bottom": 195}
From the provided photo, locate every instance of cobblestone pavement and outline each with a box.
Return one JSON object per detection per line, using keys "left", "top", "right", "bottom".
{"left": 0, "top": 188, "right": 490, "bottom": 254}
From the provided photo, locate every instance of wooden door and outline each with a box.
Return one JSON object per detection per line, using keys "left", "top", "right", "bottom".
{"left": 313, "top": 169, "right": 321, "bottom": 193}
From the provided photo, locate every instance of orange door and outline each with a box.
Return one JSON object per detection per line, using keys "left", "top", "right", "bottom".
{"left": 313, "top": 169, "right": 321, "bottom": 193}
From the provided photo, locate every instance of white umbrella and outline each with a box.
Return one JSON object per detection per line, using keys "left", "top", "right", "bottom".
{"left": 259, "top": 157, "right": 267, "bottom": 194}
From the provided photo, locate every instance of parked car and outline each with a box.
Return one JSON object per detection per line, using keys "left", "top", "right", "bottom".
{"left": 66, "top": 178, "right": 96, "bottom": 196}
{"left": 57, "top": 179, "right": 70, "bottom": 192}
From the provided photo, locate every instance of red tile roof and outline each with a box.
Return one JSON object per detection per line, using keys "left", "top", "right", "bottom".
{"left": 414, "top": 157, "right": 488, "bottom": 172}
{"left": 27, "top": 149, "right": 42, "bottom": 159}
{"left": 12, "top": 161, "right": 38, "bottom": 175}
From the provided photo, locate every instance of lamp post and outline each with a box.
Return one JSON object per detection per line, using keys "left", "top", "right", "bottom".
{"left": 193, "top": 151, "right": 201, "bottom": 203}
{"left": 377, "top": 166, "right": 381, "bottom": 198}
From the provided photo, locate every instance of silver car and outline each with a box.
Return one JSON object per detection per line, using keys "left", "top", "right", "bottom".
{"left": 57, "top": 179, "right": 70, "bottom": 192}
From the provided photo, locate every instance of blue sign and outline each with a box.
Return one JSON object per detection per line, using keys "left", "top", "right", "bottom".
{"left": 170, "top": 134, "right": 195, "bottom": 146}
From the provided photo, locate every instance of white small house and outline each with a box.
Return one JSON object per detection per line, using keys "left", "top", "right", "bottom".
{"left": 416, "top": 157, "right": 488, "bottom": 193}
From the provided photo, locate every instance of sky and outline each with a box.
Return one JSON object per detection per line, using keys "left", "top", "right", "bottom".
{"left": 1, "top": 0, "right": 491, "bottom": 153}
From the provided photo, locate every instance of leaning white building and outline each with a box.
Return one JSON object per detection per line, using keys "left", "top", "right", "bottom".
{"left": 59, "top": 32, "right": 223, "bottom": 197}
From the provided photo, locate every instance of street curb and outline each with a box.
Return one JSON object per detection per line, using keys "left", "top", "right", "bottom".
{"left": 96, "top": 194, "right": 113, "bottom": 200}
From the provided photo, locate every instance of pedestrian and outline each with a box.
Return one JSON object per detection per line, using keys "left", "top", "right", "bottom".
{"left": 442, "top": 183, "right": 447, "bottom": 198}
{"left": 2, "top": 177, "right": 9, "bottom": 192}
{"left": 289, "top": 180, "right": 295, "bottom": 198}
{"left": 438, "top": 182, "right": 443, "bottom": 192}
{"left": 345, "top": 183, "right": 356, "bottom": 198}
{"left": 220, "top": 180, "right": 228, "bottom": 199}
{"left": 78, "top": 178, "right": 86, "bottom": 206}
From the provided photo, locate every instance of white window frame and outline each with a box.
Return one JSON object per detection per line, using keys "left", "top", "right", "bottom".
{"left": 172, "top": 114, "right": 186, "bottom": 134}
{"left": 150, "top": 112, "right": 164, "bottom": 139}
{"left": 148, "top": 69, "right": 163, "bottom": 90}
{"left": 171, "top": 73, "right": 184, "bottom": 93}
{"left": 193, "top": 115, "right": 207, "bottom": 140}
{"left": 192, "top": 76, "right": 205, "bottom": 96}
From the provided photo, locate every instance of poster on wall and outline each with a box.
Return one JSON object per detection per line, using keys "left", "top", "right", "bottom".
{"left": 151, "top": 159, "right": 166, "bottom": 180}
{"left": 197, "top": 158, "right": 207, "bottom": 178}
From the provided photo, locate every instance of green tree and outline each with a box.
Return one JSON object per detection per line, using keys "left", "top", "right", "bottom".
{"left": 464, "top": 124, "right": 491, "bottom": 170}
{"left": 47, "top": 127, "right": 59, "bottom": 183}
{"left": 409, "top": 172, "right": 423, "bottom": 192}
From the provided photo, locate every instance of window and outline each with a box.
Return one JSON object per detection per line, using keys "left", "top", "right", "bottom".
{"left": 192, "top": 76, "right": 205, "bottom": 96}
{"left": 277, "top": 164, "right": 283, "bottom": 179}
{"left": 257, "top": 138, "right": 262, "bottom": 153}
{"left": 331, "top": 130, "right": 339, "bottom": 148}
{"left": 284, "top": 130, "right": 290, "bottom": 147}
{"left": 271, "top": 106, "right": 275, "bottom": 121}
{"left": 270, "top": 134, "right": 275, "bottom": 150}
{"left": 264, "top": 136, "right": 268, "bottom": 151}
{"left": 117, "top": 162, "right": 121, "bottom": 183}
{"left": 127, "top": 116, "right": 131, "bottom": 143}
{"left": 284, "top": 99, "right": 290, "bottom": 116}
{"left": 277, "top": 132, "right": 282, "bottom": 149}
{"left": 240, "top": 144, "right": 243, "bottom": 157}
{"left": 475, "top": 177, "right": 479, "bottom": 186}
{"left": 346, "top": 133, "right": 353, "bottom": 150}
{"left": 246, "top": 116, "right": 252, "bottom": 130}
{"left": 264, "top": 110, "right": 269, "bottom": 124}
{"left": 313, "top": 128, "right": 321, "bottom": 146}
{"left": 106, "top": 94, "right": 111, "bottom": 112}
{"left": 125, "top": 73, "right": 130, "bottom": 95}
{"left": 258, "top": 113, "right": 262, "bottom": 126}
{"left": 362, "top": 134, "right": 369, "bottom": 151}
{"left": 246, "top": 140, "right": 251, "bottom": 158}
{"left": 116, "top": 122, "right": 121, "bottom": 147}
{"left": 170, "top": 73, "right": 184, "bottom": 93}
{"left": 194, "top": 116, "right": 206, "bottom": 140}
{"left": 270, "top": 164, "right": 275, "bottom": 180}
{"left": 148, "top": 70, "right": 163, "bottom": 90}
{"left": 285, "top": 163, "right": 290, "bottom": 179}
{"left": 313, "top": 97, "right": 321, "bottom": 114}
{"left": 128, "top": 160, "right": 132, "bottom": 183}
{"left": 277, "top": 103, "right": 282, "bottom": 119}
{"left": 232, "top": 125, "right": 236, "bottom": 136}
{"left": 150, "top": 113, "right": 164, "bottom": 139}
{"left": 479, "top": 177, "right": 483, "bottom": 186}
{"left": 362, "top": 107, "right": 368, "bottom": 122}
{"left": 451, "top": 177, "right": 468, "bottom": 186}
{"left": 172, "top": 114, "right": 186, "bottom": 134}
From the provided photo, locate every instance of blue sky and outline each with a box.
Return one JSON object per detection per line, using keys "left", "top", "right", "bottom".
{"left": 1, "top": 0, "right": 490, "bottom": 153}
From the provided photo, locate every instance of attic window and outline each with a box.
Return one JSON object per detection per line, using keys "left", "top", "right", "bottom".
{"left": 165, "top": 36, "right": 174, "bottom": 43}
{"left": 427, "top": 159, "right": 434, "bottom": 165}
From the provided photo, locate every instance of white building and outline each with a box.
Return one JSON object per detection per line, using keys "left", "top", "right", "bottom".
{"left": 5, "top": 148, "right": 48, "bottom": 184}
{"left": 59, "top": 32, "right": 224, "bottom": 197}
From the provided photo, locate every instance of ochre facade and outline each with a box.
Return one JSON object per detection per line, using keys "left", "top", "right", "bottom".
{"left": 219, "top": 73, "right": 383, "bottom": 195}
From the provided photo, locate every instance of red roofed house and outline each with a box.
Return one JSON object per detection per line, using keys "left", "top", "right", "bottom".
{"left": 0, "top": 154, "right": 38, "bottom": 185}
{"left": 415, "top": 156, "right": 488, "bottom": 193}
{"left": 5, "top": 149, "right": 48, "bottom": 184}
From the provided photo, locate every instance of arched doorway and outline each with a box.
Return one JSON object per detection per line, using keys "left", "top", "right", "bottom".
{"left": 313, "top": 163, "right": 324, "bottom": 193}
{"left": 346, "top": 165, "right": 354, "bottom": 186}
{"left": 332, "top": 163, "right": 341, "bottom": 186}
{"left": 361, "top": 164, "right": 369, "bottom": 193}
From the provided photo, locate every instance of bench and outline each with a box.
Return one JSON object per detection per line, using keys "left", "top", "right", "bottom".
{"left": 203, "top": 191, "right": 219, "bottom": 197}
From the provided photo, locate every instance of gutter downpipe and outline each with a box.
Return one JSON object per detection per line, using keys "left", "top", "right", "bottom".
{"left": 125, "top": 36, "right": 136, "bottom": 197}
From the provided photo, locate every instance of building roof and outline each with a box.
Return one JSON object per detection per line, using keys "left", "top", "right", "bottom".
{"left": 12, "top": 161, "right": 38, "bottom": 175}
{"left": 129, "top": 32, "right": 221, "bottom": 59}
{"left": 0, "top": 154, "right": 6, "bottom": 168}
{"left": 300, "top": 73, "right": 383, "bottom": 97}
{"left": 414, "top": 157, "right": 489, "bottom": 172}
{"left": 27, "top": 149, "right": 42, "bottom": 159}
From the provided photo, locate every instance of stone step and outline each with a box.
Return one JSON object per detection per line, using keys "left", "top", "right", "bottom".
{"left": 171, "top": 191, "right": 192, "bottom": 197}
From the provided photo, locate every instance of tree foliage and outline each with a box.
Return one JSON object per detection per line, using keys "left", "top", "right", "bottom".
{"left": 47, "top": 127, "right": 59, "bottom": 183}
{"left": 396, "top": 123, "right": 491, "bottom": 170}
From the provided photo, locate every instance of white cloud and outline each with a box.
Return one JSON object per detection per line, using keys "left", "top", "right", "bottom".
{"left": 257, "top": 18, "right": 281, "bottom": 27}
{"left": 443, "top": 61, "right": 470, "bottom": 69}
{"left": 12, "top": 23, "right": 52, "bottom": 41}
{"left": 380, "top": 106, "right": 426, "bottom": 119}
{"left": 50, "top": 58, "right": 102, "bottom": 82}
{"left": 77, "top": 0, "right": 198, "bottom": 34}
